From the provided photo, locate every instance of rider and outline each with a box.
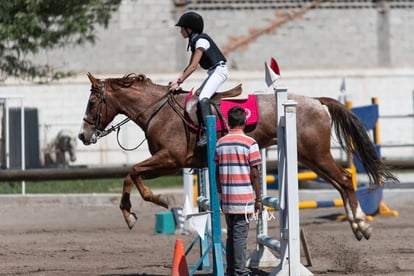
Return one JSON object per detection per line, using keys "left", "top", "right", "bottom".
{"left": 169, "top": 11, "right": 228, "bottom": 147}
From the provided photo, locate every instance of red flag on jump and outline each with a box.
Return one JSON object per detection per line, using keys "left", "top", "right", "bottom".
{"left": 265, "top": 57, "right": 280, "bottom": 87}
{"left": 270, "top": 57, "right": 280, "bottom": 76}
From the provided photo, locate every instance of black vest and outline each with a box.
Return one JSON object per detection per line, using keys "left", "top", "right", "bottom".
{"left": 191, "top": 33, "right": 226, "bottom": 70}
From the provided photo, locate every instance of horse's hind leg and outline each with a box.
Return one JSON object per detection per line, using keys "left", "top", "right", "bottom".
{"left": 332, "top": 167, "right": 372, "bottom": 240}
{"left": 342, "top": 183, "right": 372, "bottom": 240}
{"left": 302, "top": 155, "right": 372, "bottom": 240}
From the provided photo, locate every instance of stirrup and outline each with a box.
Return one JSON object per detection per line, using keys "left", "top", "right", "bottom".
{"left": 197, "top": 132, "right": 207, "bottom": 147}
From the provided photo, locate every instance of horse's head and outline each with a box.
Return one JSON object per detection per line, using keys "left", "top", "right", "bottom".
{"left": 78, "top": 72, "right": 117, "bottom": 145}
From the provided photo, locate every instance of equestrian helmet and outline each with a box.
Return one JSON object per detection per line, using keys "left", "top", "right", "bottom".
{"left": 175, "top": 12, "right": 204, "bottom": 33}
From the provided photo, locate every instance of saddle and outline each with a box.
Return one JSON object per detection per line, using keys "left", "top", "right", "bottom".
{"left": 185, "top": 84, "right": 259, "bottom": 131}
{"left": 185, "top": 84, "right": 242, "bottom": 128}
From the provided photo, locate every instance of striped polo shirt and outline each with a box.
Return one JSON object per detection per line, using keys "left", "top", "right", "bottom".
{"left": 214, "top": 129, "right": 262, "bottom": 214}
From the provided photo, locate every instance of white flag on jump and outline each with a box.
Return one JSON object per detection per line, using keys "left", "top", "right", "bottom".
{"left": 182, "top": 195, "right": 210, "bottom": 240}
{"left": 190, "top": 213, "right": 209, "bottom": 240}
{"left": 265, "top": 62, "right": 279, "bottom": 87}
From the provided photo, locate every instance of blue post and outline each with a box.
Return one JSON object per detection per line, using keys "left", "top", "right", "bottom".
{"left": 206, "top": 115, "right": 224, "bottom": 276}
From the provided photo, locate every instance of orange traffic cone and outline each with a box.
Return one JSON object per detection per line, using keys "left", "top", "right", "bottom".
{"left": 171, "top": 238, "right": 189, "bottom": 276}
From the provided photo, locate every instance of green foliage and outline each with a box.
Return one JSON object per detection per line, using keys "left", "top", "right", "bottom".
{"left": 0, "top": 176, "right": 183, "bottom": 194}
{"left": 0, "top": 0, "right": 121, "bottom": 82}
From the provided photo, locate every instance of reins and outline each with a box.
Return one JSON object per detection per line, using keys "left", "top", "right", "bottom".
{"left": 167, "top": 90, "right": 229, "bottom": 131}
{"left": 167, "top": 91, "right": 199, "bottom": 130}
{"left": 93, "top": 79, "right": 192, "bottom": 151}
{"left": 90, "top": 78, "right": 229, "bottom": 151}
{"left": 96, "top": 89, "right": 171, "bottom": 139}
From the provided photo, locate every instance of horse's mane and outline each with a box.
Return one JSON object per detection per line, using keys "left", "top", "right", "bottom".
{"left": 107, "top": 73, "right": 153, "bottom": 90}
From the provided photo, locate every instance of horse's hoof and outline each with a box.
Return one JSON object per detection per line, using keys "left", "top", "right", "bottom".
{"left": 125, "top": 212, "right": 137, "bottom": 230}
{"left": 359, "top": 224, "right": 373, "bottom": 240}
{"left": 354, "top": 230, "right": 364, "bottom": 241}
{"left": 158, "top": 195, "right": 169, "bottom": 209}
{"left": 351, "top": 222, "right": 363, "bottom": 241}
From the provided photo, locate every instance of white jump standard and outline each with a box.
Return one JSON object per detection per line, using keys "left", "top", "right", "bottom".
{"left": 249, "top": 88, "right": 312, "bottom": 276}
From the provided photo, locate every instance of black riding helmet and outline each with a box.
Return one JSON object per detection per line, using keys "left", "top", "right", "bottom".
{"left": 175, "top": 12, "right": 204, "bottom": 34}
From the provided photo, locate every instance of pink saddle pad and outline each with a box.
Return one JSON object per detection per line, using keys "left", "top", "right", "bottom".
{"left": 216, "top": 95, "right": 259, "bottom": 131}
{"left": 184, "top": 92, "right": 259, "bottom": 131}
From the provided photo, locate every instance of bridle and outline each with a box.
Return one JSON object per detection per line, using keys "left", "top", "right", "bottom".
{"left": 83, "top": 78, "right": 177, "bottom": 151}
{"left": 83, "top": 80, "right": 133, "bottom": 148}
{"left": 83, "top": 80, "right": 107, "bottom": 131}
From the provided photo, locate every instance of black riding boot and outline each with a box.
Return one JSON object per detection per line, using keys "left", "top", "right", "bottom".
{"left": 197, "top": 98, "right": 211, "bottom": 147}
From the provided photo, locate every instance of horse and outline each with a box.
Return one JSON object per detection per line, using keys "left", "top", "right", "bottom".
{"left": 44, "top": 129, "right": 77, "bottom": 168}
{"left": 78, "top": 72, "right": 397, "bottom": 241}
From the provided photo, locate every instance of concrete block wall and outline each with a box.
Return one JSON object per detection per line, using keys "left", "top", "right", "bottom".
{"left": 32, "top": 0, "right": 179, "bottom": 75}
{"left": 391, "top": 9, "right": 414, "bottom": 67}
{"left": 208, "top": 8, "right": 404, "bottom": 70}
{"left": 28, "top": 1, "right": 414, "bottom": 74}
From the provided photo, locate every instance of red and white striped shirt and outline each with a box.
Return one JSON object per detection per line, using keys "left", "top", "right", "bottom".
{"left": 214, "top": 129, "right": 262, "bottom": 214}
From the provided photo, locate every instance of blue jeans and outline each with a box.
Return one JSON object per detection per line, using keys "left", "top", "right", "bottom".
{"left": 225, "top": 214, "right": 250, "bottom": 276}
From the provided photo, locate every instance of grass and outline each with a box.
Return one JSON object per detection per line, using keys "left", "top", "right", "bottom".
{"left": 0, "top": 175, "right": 183, "bottom": 194}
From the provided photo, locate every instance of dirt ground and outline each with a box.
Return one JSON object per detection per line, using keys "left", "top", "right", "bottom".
{"left": 0, "top": 188, "right": 413, "bottom": 276}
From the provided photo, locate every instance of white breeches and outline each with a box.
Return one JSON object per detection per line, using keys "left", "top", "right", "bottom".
{"left": 199, "top": 64, "right": 228, "bottom": 101}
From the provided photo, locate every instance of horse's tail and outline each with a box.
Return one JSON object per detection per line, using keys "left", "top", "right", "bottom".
{"left": 318, "top": 97, "right": 398, "bottom": 186}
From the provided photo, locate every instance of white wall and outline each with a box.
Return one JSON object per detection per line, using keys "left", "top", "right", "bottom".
{"left": 1, "top": 68, "right": 413, "bottom": 167}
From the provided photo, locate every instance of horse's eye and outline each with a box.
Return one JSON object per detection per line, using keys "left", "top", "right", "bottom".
{"left": 90, "top": 88, "right": 100, "bottom": 95}
{"left": 87, "top": 101, "right": 95, "bottom": 112}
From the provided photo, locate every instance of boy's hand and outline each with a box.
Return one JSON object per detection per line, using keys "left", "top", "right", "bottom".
{"left": 255, "top": 200, "right": 263, "bottom": 214}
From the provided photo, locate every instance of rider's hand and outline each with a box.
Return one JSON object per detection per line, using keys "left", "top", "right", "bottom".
{"left": 169, "top": 80, "right": 181, "bottom": 92}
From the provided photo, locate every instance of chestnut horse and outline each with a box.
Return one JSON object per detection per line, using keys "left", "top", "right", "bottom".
{"left": 78, "top": 73, "right": 397, "bottom": 241}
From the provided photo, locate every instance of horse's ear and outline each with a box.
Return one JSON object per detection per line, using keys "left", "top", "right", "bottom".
{"left": 87, "top": 72, "right": 98, "bottom": 86}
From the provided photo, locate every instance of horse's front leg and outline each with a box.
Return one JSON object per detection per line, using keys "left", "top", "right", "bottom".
{"left": 120, "top": 152, "right": 178, "bottom": 230}
{"left": 130, "top": 173, "right": 169, "bottom": 208}
{"left": 120, "top": 175, "right": 138, "bottom": 229}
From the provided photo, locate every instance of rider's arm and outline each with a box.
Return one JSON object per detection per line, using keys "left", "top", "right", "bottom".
{"left": 181, "top": 48, "right": 203, "bottom": 81}
{"left": 170, "top": 48, "right": 204, "bottom": 90}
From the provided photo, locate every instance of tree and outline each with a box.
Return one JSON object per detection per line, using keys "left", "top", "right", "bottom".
{"left": 0, "top": 0, "right": 122, "bottom": 82}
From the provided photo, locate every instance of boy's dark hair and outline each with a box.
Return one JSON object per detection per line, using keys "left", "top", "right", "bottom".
{"left": 228, "top": 106, "right": 246, "bottom": 128}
